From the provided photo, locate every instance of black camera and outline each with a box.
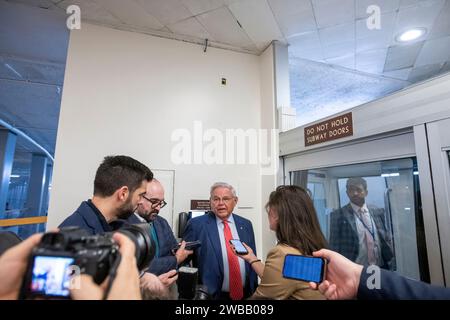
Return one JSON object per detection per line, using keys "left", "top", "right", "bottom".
{"left": 19, "top": 223, "right": 155, "bottom": 299}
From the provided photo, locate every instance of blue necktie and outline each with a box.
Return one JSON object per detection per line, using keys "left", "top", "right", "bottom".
{"left": 149, "top": 223, "right": 160, "bottom": 258}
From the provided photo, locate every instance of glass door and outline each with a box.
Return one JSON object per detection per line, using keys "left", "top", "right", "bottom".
{"left": 291, "top": 157, "right": 430, "bottom": 282}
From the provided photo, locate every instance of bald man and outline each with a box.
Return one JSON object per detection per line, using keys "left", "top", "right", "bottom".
{"left": 128, "top": 179, "right": 192, "bottom": 275}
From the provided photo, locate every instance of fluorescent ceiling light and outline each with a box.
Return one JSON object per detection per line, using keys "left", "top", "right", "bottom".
{"left": 397, "top": 28, "right": 426, "bottom": 42}
{"left": 10, "top": 174, "right": 20, "bottom": 178}
{"left": 381, "top": 173, "right": 400, "bottom": 177}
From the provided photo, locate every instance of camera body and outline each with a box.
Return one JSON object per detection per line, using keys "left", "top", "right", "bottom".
{"left": 20, "top": 223, "right": 154, "bottom": 299}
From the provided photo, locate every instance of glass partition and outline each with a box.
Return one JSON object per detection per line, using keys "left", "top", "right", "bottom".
{"left": 291, "top": 157, "right": 429, "bottom": 282}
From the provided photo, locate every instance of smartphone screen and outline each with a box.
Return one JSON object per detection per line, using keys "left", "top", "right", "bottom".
{"left": 282, "top": 254, "right": 326, "bottom": 283}
{"left": 28, "top": 255, "right": 75, "bottom": 298}
{"left": 229, "top": 239, "right": 248, "bottom": 254}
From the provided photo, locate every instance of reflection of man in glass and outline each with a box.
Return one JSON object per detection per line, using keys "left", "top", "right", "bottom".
{"left": 329, "top": 177, "right": 395, "bottom": 270}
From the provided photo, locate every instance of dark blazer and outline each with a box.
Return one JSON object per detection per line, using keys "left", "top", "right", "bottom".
{"left": 58, "top": 200, "right": 114, "bottom": 235}
{"left": 127, "top": 214, "right": 178, "bottom": 275}
{"left": 329, "top": 203, "right": 394, "bottom": 270}
{"left": 358, "top": 266, "right": 450, "bottom": 300}
{"left": 182, "top": 211, "right": 258, "bottom": 300}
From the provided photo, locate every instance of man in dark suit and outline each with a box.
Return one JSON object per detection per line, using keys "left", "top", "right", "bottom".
{"left": 310, "top": 248, "right": 450, "bottom": 300}
{"left": 127, "top": 178, "right": 192, "bottom": 275}
{"left": 59, "top": 155, "right": 153, "bottom": 234}
{"left": 183, "top": 182, "right": 258, "bottom": 300}
{"left": 329, "top": 177, "right": 395, "bottom": 270}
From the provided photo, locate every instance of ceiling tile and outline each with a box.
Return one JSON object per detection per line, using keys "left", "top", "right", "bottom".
{"left": 181, "top": 0, "right": 225, "bottom": 15}
{"left": 394, "top": 0, "right": 446, "bottom": 43}
{"left": 356, "top": 12, "right": 396, "bottom": 52}
{"left": 326, "top": 54, "right": 355, "bottom": 69}
{"left": 135, "top": 0, "right": 192, "bottom": 25}
{"left": 440, "top": 61, "right": 450, "bottom": 74}
{"left": 428, "top": 0, "right": 450, "bottom": 39}
{"left": 229, "top": 0, "right": 283, "bottom": 50}
{"left": 268, "top": 0, "right": 317, "bottom": 38}
{"left": 168, "top": 17, "right": 212, "bottom": 40}
{"left": 312, "top": 0, "right": 355, "bottom": 29}
{"left": 94, "top": 0, "right": 164, "bottom": 29}
{"left": 408, "top": 62, "right": 444, "bottom": 83}
{"left": 383, "top": 67, "right": 412, "bottom": 80}
{"left": 8, "top": 0, "right": 59, "bottom": 10}
{"left": 355, "top": 0, "right": 400, "bottom": 19}
{"left": 384, "top": 41, "right": 424, "bottom": 71}
{"left": 356, "top": 48, "right": 388, "bottom": 74}
{"left": 319, "top": 23, "right": 354, "bottom": 47}
{"left": 288, "top": 31, "right": 323, "bottom": 60}
{"left": 58, "top": 0, "right": 122, "bottom": 25}
{"left": 322, "top": 41, "right": 355, "bottom": 60}
{"left": 415, "top": 36, "right": 450, "bottom": 67}
{"left": 196, "top": 7, "right": 257, "bottom": 50}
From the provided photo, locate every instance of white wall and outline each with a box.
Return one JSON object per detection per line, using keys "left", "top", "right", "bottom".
{"left": 48, "top": 23, "right": 277, "bottom": 255}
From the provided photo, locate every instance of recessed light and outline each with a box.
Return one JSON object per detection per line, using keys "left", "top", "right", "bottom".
{"left": 396, "top": 28, "right": 426, "bottom": 42}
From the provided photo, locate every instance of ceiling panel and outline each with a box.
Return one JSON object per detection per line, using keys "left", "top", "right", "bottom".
{"left": 440, "top": 61, "right": 450, "bottom": 74}
{"left": 196, "top": 6, "right": 257, "bottom": 50}
{"left": 168, "top": 17, "right": 212, "bottom": 40}
{"left": 229, "top": 0, "right": 284, "bottom": 50}
{"left": 94, "top": 0, "right": 164, "bottom": 30}
{"left": 356, "top": 12, "right": 396, "bottom": 52}
{"left": 268, "top": 0, "right": 317, "bottom": 38}
{"left": 394, "top": 0, "right": 445, "bottom": 43}
{"left": 415, "top": 36, "right": 450, "bottom": 67}
{"left": 383, "top": 67, "right": 412, "bottom": 80}
{"left": 312, "top": 0, "right": 355, "bottom": 29}
{"left": 0, "top": 1, "right": 69, "bottom": 63}
{"left": 180, "top": 0, "right": 225, "bottom": 15}
{"left": 384, "top": 41, "right": 424, "bottom": 71}
{"left": 57, "top": 0, "right": 122, "bottom": 26}
{"left": 9, "top": 0, "right": 59, "bottom": 10}
{"left": 135, "top": 0, "right": 192, "bottom": 26}
{"left": 408, "top": 62, "right": 445, "bottom": 83}
{"left": 322, "top": 41, "right": 355, "bottom": 60}
{"left": 428, "top": 0, "right": 450, "bottom": 39}
{"left": 319, "top": 23, "right": 354, "bottom": 47}
{"left": 356, "top": 48, "right": 388, "bottom": 74}
{"left": 288, "top": 31, "right": 323, "bottom": 61}
{"left": 355, "top": 0, "right": 400, "bottom": 19}
{"left": 326, "top": 54, "right": 355, "bottom": 69}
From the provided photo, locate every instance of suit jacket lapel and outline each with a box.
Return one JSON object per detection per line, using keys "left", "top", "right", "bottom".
{"left": 343, "top": 203, "right": 358, "bottom": 236}
{"left": 206, "top": 213, "right": 224, "bottom": 275}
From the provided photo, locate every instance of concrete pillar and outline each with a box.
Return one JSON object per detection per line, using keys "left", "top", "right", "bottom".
{"left": 19, "top": 154, "right": 48, "bottom": 238}
{"left": 0, "top": 130, "right": 17, "bottom": 218}
{"left": 38, "top": 164, "right": 52, "bottom": 232}
{"left": 273, "top": 41, "right": 296, "bottom": 132}
{"left": 26, "top": 154, "right": 48, "bottom": 216}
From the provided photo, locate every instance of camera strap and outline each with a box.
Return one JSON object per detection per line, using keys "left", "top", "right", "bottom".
{"left": 102, "top": 253, "right": 122, "bottom": 300}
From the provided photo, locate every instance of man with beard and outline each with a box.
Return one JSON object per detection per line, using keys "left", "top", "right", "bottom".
{"left": 128, "top": 179, "right": 193, "bottom": 275}
{"left": 59, "top": 155, "right": 153, "bottom": 234}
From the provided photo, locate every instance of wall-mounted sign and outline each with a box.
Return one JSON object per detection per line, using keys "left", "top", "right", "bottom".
{"left": 304, "top": 112, "right": 353, "bottom": 147}
{"left": 190, "top": 200, "right": 211, "bottom": 211}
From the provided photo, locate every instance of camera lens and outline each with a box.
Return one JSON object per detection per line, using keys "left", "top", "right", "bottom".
{"left": 116, "top": 223, "right": 155, "bottom": 272}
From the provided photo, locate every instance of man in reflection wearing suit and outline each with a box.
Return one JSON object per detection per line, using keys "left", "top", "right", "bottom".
{"left": 329, "top": 177, "right": 395, "bottom": 270}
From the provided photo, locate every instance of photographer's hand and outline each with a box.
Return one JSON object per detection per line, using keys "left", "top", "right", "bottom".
{"left": 175, "top": 241, "right": 193, "bottom": 265}
{"left": 308, "top": 249, "right": 363, "bottom": 300}
{"left": 70, "top": 233, "right": 141, "bottom": 300}
{"left": 0, "top": 233, "right": 42, "bottom": 300}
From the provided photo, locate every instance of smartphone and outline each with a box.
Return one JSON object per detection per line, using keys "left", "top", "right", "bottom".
{"left": 172, "top": 240, "right": 202, "bottom": 253}
{"left": 282, "top": 254, "right": 326, "bottom": 283}
{"left": 20, "top": 255, "right": 76, "bottom": 299}
{"left": 229, "top": 239, "right": 248, "bottom": 255}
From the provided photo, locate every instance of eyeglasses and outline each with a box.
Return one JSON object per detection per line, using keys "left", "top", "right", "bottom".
{"left": 211, "top": 197, "right": 235, "bottom": 204}
{"left": 141, "top": 195, "right": 167, "bottom": 208}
